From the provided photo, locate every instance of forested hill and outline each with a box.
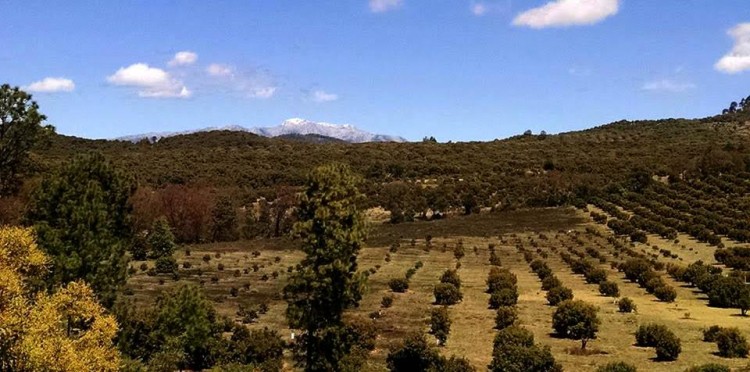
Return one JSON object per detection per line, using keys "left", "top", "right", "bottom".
{"left": 34, "top": 115, "right": 750, "bottom": 207}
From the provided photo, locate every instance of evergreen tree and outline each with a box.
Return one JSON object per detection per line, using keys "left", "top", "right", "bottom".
{"left": 25, "top": 152, "right": 134, "bottom": 307}
{"left": 283, "top": 163, "right": 368, "bottom": 371}
{"left": 148, "top": 216, "right": 176, "bottom": 258}
{"left": 0, "top": 84, "right": 54, "bottom": 196}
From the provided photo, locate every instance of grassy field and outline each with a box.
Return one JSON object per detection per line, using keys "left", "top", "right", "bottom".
{"left": 124, "top": 207, "right": 750, "bottom": 371}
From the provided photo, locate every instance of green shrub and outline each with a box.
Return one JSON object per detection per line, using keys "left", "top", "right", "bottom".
{"left": 618, "top": 297, "right": 636, "bottom": 313}
{"left": 495, "top": 306, "right": 518, "bottom": 330}
{"left": 493, "top": 326, "right": 535, "bottom": 349}
{"left": 599, "top": 281, "right": 620, "bottom": 297}
{"left": 541, "top": 276, "right": 562, "bottom": 291}
{"left": 716, "top": 327, "right": 749, "bottom": 358}
{"left": 654, "top": 285, "right": 677, "bottom": 303}
{"left": 552, "top": 300, "right": 600, "bottom": 349}
{"left": 703, "top": 325, "right": 723, "bottom": 342}
{"left": 440, "top": 269, "right": 462, "bottom": 290}
{"left": 389, "top": 278, "right": 409, "bottom": 293}
{"left": 489, "top": 288, "right": 519, "bottom": 309}
{"left": 585, "top": 268, "right": 608, "bottom": 284}
{"left": 655, "top": 330, "right": 681, "bottom": 361}
{"left": 434, "top": 283, "right": 463, "bottom": 305}
{"left": 635, "top": 324, "right": 670, "bottom": 347}
{"left": 546, "top": 286, "right": 573, "bottom": 306}
{"left": 595, "top": 361, "right": 637, "bottom": 372}
{"left": 429, "top": 307, "right": 451, "bottom": 346}
{"left": 685, "top": 364, "right": 730, "bottom": 372}
{"left": 386, "top": 334, "right": 443, "bottom": 371}
{"left": 155, "top": 256, "right": 177, "bottom": 274}
{"left": 381, "top": 295, "right": 394, "bottom": 308}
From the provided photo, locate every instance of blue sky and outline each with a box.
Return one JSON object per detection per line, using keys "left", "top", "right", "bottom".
{"left": 2, "top": 0, "right": 749, "bottom": 141}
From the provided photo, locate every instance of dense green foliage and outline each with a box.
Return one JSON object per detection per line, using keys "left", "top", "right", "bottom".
{"left": 552, "top": 300, "right": 600, "bottom": 349}
{"left": 0, "top": 84, "right": 53, "bottom": 196}
{"left": 25, "top": 152, "right": 134, "bottom": 306}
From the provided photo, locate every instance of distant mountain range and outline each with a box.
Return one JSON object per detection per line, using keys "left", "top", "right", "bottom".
{"left": 116, "top": 118, "right": 408, "bottom": 143}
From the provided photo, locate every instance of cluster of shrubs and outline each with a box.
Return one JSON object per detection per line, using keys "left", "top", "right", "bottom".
{"left": 715, "top": 247, "right": 750, "bottom": 271}
{"left": 635, "top": 324, "right": 681, "bottom": 361}
{"left": 529, "top": 258, "right": 574, "bottom": 306}
{"left": 668, "top": 261, "right": 750, "bottom": 315}
{"left": 388, "top": 261, "right": 423, "bottom": 293}
{"left": 618, "top": 259, "right": 676, "bottom": 302}
{"left": 703, "top": 326, "right": 750, "bottom": 358}
{"left": 434, "top": 269, "right": 463, "bottom": 305}
{"left": 487, "top": 267, "right": 519, "bottom": 309}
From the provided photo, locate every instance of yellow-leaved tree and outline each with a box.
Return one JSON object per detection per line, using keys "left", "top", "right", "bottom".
{"left": 0, "top": 226, "right": 120, "bottom": 371}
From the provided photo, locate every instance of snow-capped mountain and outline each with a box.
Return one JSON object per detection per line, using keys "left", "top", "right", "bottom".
{"left": 116, "top": 118, "right": 407, "bottom": 143}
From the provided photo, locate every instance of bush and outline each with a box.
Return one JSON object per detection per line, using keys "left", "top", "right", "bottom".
{"left": 546, "top": 286, "right": 573, "bottom": 306}
{"left": 217, "top": 263, "right": 225, "bottom": 271}
{"left": 635, "top": 324, "right": 670, "bottom": 347}
{"left": 490, "top": 326, "right": 562, "bottom": 372}
{"left": 495, "top": 306, "right": 518, "bottom": 330}
{"left": 618, "top": 297, "right": 636, "bottom": 313}
{"left": 703, "top": 325, "right": 724, "bottom": 342}
{"left": 655, "top": 330, "right": 681, "bottom": 361}
{"left": 716, "top": 327, "right": 749, "bottom": 358}
{"left": 386, "top": 334, "right": 444, "bottom": 372}
{"left": 654, "top": 285, "right": 677, "bottom": 302}
{"left": 595, "top": 361, "right": 637, "bottom": 372}
{"left": 434, "top": 283, "right": 463, "bottom": 305}
{"left": 381, "top": 295, "right": 394, "bottom": 308}
{"left": 708, "top": 276, "right": 744, "bottom": 308}
{"left": 155, "top": 256, "right": 178, "bottom": 274}
{"left": 552, "top": 300, "right": 600, "bottom": 349}
{"left": 489, "top": 288, "right": 519, "bottom": 309}
{"left": 429, "top": 307, "right": 451, "bottom": 346}
{"left": 585, "top": 268, "right": 608, "bottom": 284}
{"left": 599, "top": 281, "right": 620, "bottom": 297}
{"left": 487, "top": 267, "right": 517, "bottom": 293}
{"left": 541, "top": 276, "right": 562, "bottom": 291}
{"left": 493, "top": 326, "right": 535, "bottom": 349}
{"left": 442, "top": 356, "right": 477, "bottom": 372}
{"left": 440, "top": 269, "right": 462, "bottom": 290}
{"left": 685, "top": 364, "right": 730, "bottom": 372}
{"left": 389, "top": 278, "right": 409, "bottom": 293}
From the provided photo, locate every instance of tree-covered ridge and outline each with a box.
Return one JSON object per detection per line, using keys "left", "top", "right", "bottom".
{"left": 32, "top": 116, "right": 750, "bottom": 208}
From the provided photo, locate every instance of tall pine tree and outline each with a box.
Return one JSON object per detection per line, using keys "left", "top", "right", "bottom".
{"left": 283, "top": 163, "right": 368, "bottom": 371}
{"left": 25, "top": 152, "right": 134, "bottom": 307}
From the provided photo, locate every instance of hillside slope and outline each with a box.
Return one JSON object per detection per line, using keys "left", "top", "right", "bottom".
{"left": 34, "top": 116, "right": 750, "bottom": 206}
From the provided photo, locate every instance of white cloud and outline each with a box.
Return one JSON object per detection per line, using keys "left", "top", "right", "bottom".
{"left": 513, "top": 0, "right": 619, "bottom": 29}
{"left": 206, "top": 63, "right": 234, "bottom": 77}
{"left": 107, "top": 63, "right": 191, "bottom": 98}
{"left": 641, "top": 79, "right": 696, "bottom": 93}
{"left": 206, "top": 63, "right": 277, "bottom": 99}
{"left": 248, "top": 87, "right": 277, "bottom": 99}
{"left": 168, "top": 51, "right": 198, "bottom": 67}
{"left": 471, "top": 3, "right": 488, "bottom": 16}
{"left": 25, "top": 77, "right": 75, "bottom": 93}
{"left": 369, "top": 0, "right": 402, "bottom": 13}
{"left": 715, "top": 23, "right": 750, "bottom": 74}
{"left": 311, "top": 90, "right": 339, "bottom": 102}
